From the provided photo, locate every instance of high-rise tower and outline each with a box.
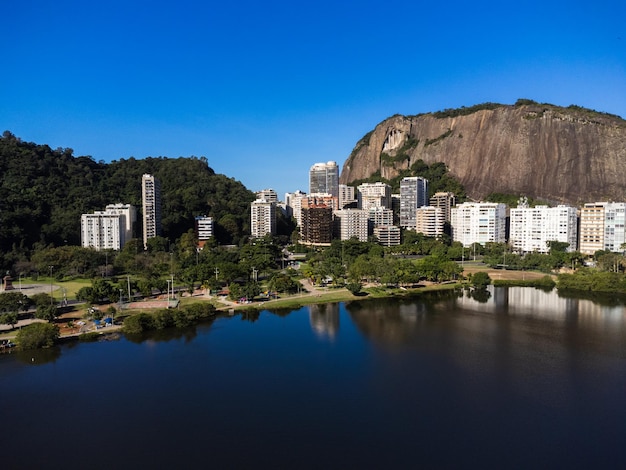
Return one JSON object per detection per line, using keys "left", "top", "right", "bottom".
{"left": 309, "top": 161, "right": 339, "bottom": 197}
{"left": 142, "top": 174, "right": 162, "bottom": 249}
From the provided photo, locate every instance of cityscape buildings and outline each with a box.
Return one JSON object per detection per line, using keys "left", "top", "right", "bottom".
{"left": 141, "top": 174, "right": 162, "bottom": 249}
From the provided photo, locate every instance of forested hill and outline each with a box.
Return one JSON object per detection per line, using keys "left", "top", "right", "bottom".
{"left": 0, "top": 131, "right": 255, "bottom": 257}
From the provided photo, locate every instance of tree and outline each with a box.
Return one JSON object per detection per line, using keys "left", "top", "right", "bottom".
{"left": 35, "top": 304, "right": 59, "bottom": 322}
{"left": 0, "top": 312, "right": 18, "bottom": 328}
{"left": 346, "top": 281, "right": 363, "bottom": 295}
{"left": 0, "top": 292, "right": 32, "bottom": 314}
{"left": 471, "top": 271, "right": 491, "bottom": 289}
{"left": 15, "top": 322, "right": 60, "bottom": 349}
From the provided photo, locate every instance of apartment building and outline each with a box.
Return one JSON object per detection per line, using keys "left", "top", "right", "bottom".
{"left": 450, "top": 202, "right": 507, "bottom": 246}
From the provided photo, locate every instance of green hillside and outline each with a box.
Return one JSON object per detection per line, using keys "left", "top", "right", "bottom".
{"left": 0, "top": 131, "right": 255, "bottom": 262}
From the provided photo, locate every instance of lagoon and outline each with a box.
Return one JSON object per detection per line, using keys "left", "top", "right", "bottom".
{"left": 2, "top": 287, "right": 625, "bottom": 469}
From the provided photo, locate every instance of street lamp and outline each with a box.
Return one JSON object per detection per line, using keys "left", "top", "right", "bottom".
{"left": 48, "top": 265, "right": 54, "bottom": 305}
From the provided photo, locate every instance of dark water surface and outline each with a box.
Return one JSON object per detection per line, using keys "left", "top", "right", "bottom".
{"left": 2, "top": 287, "right": 625, "bottom": 469}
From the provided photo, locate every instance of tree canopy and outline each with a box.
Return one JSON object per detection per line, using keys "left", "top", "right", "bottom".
{"left": 0, "top": 131, "right": 256, "bottom": 269}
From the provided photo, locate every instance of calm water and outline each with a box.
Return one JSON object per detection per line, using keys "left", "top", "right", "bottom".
{"left": 2, "top": 287, "right": 625, "bottom": 469}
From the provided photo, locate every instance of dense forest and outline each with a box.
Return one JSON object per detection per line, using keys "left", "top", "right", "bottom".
{"left": 0, "top": 131, "right": 256, "bottom": 267}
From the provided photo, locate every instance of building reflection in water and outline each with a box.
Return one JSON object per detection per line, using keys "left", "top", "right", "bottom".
{"left": 308, "top": 303, "right": 340, "bottom": 340}
{"left": 456, "top": 286, "right": 626, "bottom": 328}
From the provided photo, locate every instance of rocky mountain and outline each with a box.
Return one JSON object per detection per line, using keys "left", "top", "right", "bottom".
{"left": 340, "top": 100, "right": 626, "bottom": 205}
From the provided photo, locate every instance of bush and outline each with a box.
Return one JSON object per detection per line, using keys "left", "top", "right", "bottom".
{"left": 16, "top": 322, "right": 60, "bottom": 349}
{"left": 346, "top": 282, "right": 363, "bottom": 295}
{"left": 471, "top": 271, "right": 491, "bottom": 289}
{"left": 122, "top": 313, "right": 156, "bottom": 335}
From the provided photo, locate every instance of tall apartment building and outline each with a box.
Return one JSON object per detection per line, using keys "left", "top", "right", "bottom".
{"left": 309, "top": 161, "right": 339, "bottom": 197}
{"left": 429, "top": 192, "right": 456, "bottom": 222}
{"left": 256, "top": 188, "right": 278, "bottom": 204}
{"left": 142, "top": 174, "right": 162, "bottom": 248}
{"left": 195, "top": 216, "right": 214, "bottom": 249}
{"left": 399, "top": 176, "right": 429, "bottom": 230}
{"left": 300, "top": 205, "right": 333, "bottom": 245}
{"left": 450, "top": 202, "right": 507, "bottom": 247}
{"left": 509, "top": 204, "right": 578, "bottom": 253}
{"left": 250, "top": 199, "right": 276, "bottom": 238}
{"left": 415, "top": 206, "right": 445, "bottom": 237}
{"left": 81, "top": 204, "right": 136, "bottom": 251}
{"left": 334, "top": 209, "right": 369, "bottom": 242}
{"left": 338, "top": 184, "right": 357, "bottom": 209}
{"left": 285, "top": 190, "right": 306, "bottom": 221}
{"left": 579, "top": 202, "right": 606, "bottom": 255}
{"left": 357, "top": 182, "right": 391, "bottom": 211}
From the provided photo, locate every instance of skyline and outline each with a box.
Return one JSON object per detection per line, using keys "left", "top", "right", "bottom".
{"left": 2, "top": 1, "right": 625, "bottom": 199}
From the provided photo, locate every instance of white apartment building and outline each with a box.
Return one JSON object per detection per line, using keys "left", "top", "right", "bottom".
{"left": 81, "top": 204, "right": 136, "bottom": 251}
{"left": 604, "top": 202, "right": 626, "bottom": 252}
{"left": 309, "top": 161, "right": 339, "bottom": 197}
{"left": 81, "top": 212, "right": 123, "bottom": 251}
{"left": 195, "top": 216, "right": 214, "bottom": 241}
{"left": 357, "top": 182, "right": 391, "bottom": 211}
{"left": 142, "top": 174, "right": 162, "bottom": 248}
{"left": 105, "top": 203, "right": 136, "bottom": 246}
{"left": 374, "top": 225, "right": 401, "bottom": 246}
{"left": 250, "top": 199, "right": 276, "bottom": 238}
{"left": 399, "top": 176, "right": 429, "bottom": 230}
{"left": 509, "top": 204, "right": 578, "bottom": 253}
{"left": 338, "top": 184, "right": 356, "bottom": 209}
{"left": 334, "top": 209, "right": 369, "bottom": 242}
{"left": 451, "top": 202, "right": 507, "bottom": 247}
{"left": 415, "top": 206, "right": 445, "bottom": 237}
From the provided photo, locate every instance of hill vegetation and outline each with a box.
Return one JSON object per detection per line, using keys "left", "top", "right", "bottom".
{"left": 0, "top": 131, "right": 257, "bottom": 267}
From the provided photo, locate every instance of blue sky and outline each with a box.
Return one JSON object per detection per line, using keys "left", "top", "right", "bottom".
{"left": 2, "top": 0, "right": 625, "bottom": 199}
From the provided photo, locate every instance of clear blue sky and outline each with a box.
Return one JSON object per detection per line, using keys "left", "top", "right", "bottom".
{"left": 2, "top": 0, "right": 625, "bottom": 199}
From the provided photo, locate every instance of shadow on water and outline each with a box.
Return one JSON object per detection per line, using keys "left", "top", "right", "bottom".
{"left": 13, "top": 347, "right": 62, "bottom": 365}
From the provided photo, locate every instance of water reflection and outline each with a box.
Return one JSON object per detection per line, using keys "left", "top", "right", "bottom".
{"left": 344, "top": 287, "right": 626, "bottom": 353}
{"left": 308, "top": 303, "right": 339, "bottom": 339}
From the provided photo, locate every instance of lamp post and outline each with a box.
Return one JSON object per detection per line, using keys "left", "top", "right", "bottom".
{"left": 19, "top": 273, "right": 22, "bottom": 292}
{"left": 48, "top": 265, "right": 54, "bottom": 305}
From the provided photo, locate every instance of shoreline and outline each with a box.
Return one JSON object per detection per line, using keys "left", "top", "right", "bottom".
{"left": 0, "top": 267, "right": 557, "bottom": 346}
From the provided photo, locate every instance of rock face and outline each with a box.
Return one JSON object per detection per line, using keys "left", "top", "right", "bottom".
{"left": 340, "top": 102, "right": 626, "bottom": 205}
